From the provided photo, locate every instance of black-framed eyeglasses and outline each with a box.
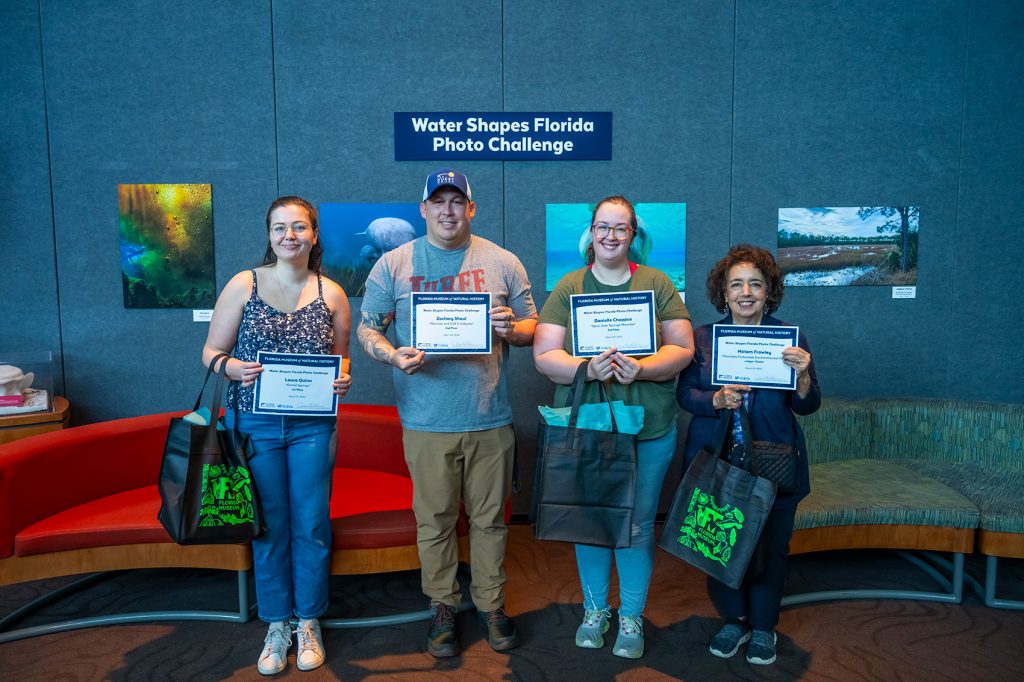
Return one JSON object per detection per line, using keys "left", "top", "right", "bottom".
{"left": 591, "top": 223, "right": 632, "bottom": 240}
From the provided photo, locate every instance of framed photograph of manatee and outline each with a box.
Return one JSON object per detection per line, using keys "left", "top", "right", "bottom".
{"left": 318, "top": 203, "right": 426, "bottom": 297}
{"left": 777, "top": 206, "right": 920, "bottom": 286}
{"left": 118, "top": 183, "right": 216, "bottom": 308}
{"left": 545, "top": 202, "right": 686, "bottom": 291}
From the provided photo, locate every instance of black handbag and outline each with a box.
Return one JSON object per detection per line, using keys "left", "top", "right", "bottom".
{"left": 157, "top": 353, "right": 264, "bottom": 545}
{"left": 737, "top": 404, "right": 799, "bottom": 494}
{"left": 532, "top": 361, "right": 638, "bottom": 549}
{"left": 658, "top": 415, "right": 776, "bottom": 588}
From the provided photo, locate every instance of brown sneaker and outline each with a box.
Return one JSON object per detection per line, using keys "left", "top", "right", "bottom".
{"left": 477, "top": 606, "right": 518, "bottom": 651}
{"left": 427, "top": 601, "right": 459, "bottom": 658}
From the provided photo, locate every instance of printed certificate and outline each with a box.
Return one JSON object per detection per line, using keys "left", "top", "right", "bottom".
{"left": 411, "top": 291, "right": 492, "bottom": 354}
{"left": 253, "top": 351, "right": 341, "bottom": 416}
{"left": 711, "top": 325, "right": 798, "bottom": 389}
{"left": 570, "top": 290, "right": 657, "bottom": 357}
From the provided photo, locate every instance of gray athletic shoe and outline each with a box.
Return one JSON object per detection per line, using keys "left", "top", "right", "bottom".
{"left": 611, "top": 615, "right": 644, "bottom": 659}
{"left": 574, "top": 608, "right": 611, "bottom": 648}
{"left": 709, "top": 622, "right": 751, "bottom": 659}
{"left": 746, "top": 629, "right": 777, "bottom": 665}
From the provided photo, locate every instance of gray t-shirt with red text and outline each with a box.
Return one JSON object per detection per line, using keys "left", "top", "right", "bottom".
{"left": 362, "top": 235, "right": 536, "bottom": 432}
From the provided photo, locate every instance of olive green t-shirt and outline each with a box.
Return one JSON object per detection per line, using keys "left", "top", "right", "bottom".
{"left": 539, "top": 265, "right": 690, "bottom": 440}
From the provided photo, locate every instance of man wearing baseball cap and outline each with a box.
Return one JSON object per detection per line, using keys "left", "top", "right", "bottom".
{"left": 358, "top": 168, "right": 537, "bottom": 657}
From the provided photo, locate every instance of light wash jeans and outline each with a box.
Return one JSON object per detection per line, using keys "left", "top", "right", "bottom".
{"left": 576, "top": 426, "right": 676, "bottom": 618}
{"left": 230, "top": 412, "right": 337, "bottom": 623}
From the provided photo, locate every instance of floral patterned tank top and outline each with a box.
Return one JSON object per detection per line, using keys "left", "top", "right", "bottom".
{"left": 229, "top": 269, "right": 334, "bottom": 412}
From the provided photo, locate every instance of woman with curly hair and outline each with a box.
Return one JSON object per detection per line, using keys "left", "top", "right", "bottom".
{"left": 677, "top": 244, "right": 820, "bottom": 666}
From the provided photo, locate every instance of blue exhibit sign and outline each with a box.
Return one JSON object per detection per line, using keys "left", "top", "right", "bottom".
{"left": 394, "top": 112, "right": 612, "bottom": 161}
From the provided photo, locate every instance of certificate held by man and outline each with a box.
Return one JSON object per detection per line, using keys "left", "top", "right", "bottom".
{"left": 570, "top": 290, "right": 657, "bottom": 357}
{"left": 253, "top": 351, "right": 342, "bottom": 416}
{"left": 711, "top": 324, "right": 799, "bottom": 389}
{"left": 410, "top": 291, "right": 492, "bottom": 354}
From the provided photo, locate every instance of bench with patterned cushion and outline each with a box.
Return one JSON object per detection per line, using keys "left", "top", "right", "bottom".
{"left": 793, "top": 398, "right": 1024, "bottom": 609}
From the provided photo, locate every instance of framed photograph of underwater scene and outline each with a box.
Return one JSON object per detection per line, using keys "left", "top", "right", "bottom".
{"left": 119, "top": 183, "right": 216, "bottom": 309}
{"left": 777, "top": 206, "right": 919, "bottom": 286}
{"left": 319, "top": 203, "right": 425, "bottom": 297}
{"left": 545, "top": 202, "right": 686, "bottom": 292}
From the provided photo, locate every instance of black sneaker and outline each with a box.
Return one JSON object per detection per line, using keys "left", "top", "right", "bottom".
{"left": 746, "top": 629, "right": 777, "bottom": 665}
{"left": 477, "top": 606, "right": 518, "bottom": 651}
{"left": 709, "top": 621, "right": 751, "bottom": 658}
{"left": 427, "top": 601, "right": 459, "bottom": 658}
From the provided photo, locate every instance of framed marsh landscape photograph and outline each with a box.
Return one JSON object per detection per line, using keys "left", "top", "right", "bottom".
{"left": 777, "top": 206, "right": 920, "bottom": 286}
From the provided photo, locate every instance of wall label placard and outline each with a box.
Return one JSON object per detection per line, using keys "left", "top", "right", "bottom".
{"left": 394, "top": 112, "right": 612, "bottom": 160}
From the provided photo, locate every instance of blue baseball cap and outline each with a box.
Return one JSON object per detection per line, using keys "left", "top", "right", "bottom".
{"left": 422, "top": 168, "right": 473, "bottom": 201}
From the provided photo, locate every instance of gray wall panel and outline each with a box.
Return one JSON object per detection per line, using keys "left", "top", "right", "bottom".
{"left": 1, "top": 2, "right": 63, "bottom": 394}
{"left": 732, "top": 0, "right": 967, "bottom": 399}
{"left": 271, "top": 0, "right": 505, "bottom": 405}
{"left": 502, "top": 0, "right": 735, "bottom": 512}
{"left": 950, "top": 1, "right": 1024, "bottom": 402}
{"left": 40, "top": 0, "right": 278, "bottom": 422}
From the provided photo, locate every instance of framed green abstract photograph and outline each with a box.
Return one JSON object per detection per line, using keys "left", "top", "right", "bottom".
{"left": 119, "top": 183, "right": 216, "bottom": 308}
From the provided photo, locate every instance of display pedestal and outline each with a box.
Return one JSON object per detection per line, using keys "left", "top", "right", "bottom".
{"left": 0, "top": 396, "right": 70, "bottom": 445}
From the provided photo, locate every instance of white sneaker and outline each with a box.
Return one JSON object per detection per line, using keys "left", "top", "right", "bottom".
{"left": 258, "top": 622, "right": 292, "bottom": 676}
{"left": 296, "top": 618, "right": 326, "bottom": 671}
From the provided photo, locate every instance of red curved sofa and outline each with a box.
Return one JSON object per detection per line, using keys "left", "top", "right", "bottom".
{"left": 0, "top": 404, "right": 466, "bottom": 642}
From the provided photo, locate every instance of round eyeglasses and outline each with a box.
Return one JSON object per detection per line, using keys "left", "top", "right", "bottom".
{"left": 591, "top": 223, "right": 632, "bottom": 240}
{"left": 270, "top": 223, "right": 312, "bottom": 237}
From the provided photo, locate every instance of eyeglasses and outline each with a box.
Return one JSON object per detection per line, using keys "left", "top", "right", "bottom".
{"left": 270, "top": 223, "right": 312, "bottom": 237}
{"left": 591, "top": 223, "right": 632, "bottom": 240}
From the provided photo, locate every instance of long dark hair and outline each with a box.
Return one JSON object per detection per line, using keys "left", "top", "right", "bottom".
{"left": 262, "top": 196, "right": 322, "bottom": 274}
{"left": 706, "top": 243, "right": 784, "bottom": 315}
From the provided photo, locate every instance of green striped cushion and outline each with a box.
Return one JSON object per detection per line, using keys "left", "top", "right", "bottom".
{"left": 897, "top": 460, "right": 1024, "bottom": 533}
{"left": 800, "top": 399, "right": 874, "bottom": 464}
{"left": 795, "top": 459, "right": 979, "bottom": 531}
{"left": 868, "top": 399, "right": 1024, "bottom": 468}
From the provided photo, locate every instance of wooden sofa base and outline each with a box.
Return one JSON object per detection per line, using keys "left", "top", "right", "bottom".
{"left": 0, "top": 543, "right": 252, "bottom": 587}
{"left": 791, "top": 524, "right": 975, "bottom": 556}
{"left": 330, "top": 536, "right": 469, "bottom": 576}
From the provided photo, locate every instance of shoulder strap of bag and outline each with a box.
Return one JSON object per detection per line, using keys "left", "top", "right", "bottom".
{"left": 193, "top": 353, "right": 230, "bottom": 412}
{"left": 563, "top": 360, "right": 619, "bottom": 433}
{"left": 201, "top": 354, "right": 231, "bottom": 453}
{"left": 710, "top": 407, "right": 734, "bottom": 460}
{"left": 737, "top": 403, "right": 756, "bottom": 463}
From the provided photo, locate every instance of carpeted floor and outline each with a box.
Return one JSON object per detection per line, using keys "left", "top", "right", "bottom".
{"left": 1, "top": 525, "right": 1022, "bottom": 681}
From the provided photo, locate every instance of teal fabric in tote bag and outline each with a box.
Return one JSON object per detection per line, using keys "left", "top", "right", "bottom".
{"left": 538, "top": 400, "right": 644, "bottom": 435}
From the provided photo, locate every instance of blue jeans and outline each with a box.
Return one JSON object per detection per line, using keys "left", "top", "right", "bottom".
{"left": 576, "top": 426, "right": 677, "bottom": 618}
{"left": 230, "top": 412, "right": 337, "bottom": 623}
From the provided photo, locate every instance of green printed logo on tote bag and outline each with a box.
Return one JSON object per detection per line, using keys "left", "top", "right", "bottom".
{"left": 674, "top": 487, "right": 746, "bottom": 567}
{"left": 199, "top": 464, "right": 256, "bottom": 527}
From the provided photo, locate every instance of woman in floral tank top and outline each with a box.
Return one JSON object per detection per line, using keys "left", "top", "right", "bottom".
{"left": 202, "top": 196, "right": 351, "bottom": 675}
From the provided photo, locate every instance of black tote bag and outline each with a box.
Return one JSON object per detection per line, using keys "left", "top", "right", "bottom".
{"left": 157, "top": 353, "right": 264, "bottom": 545}
{"left": 532, "top": 361, "right": 638, "bottom": 549}
{"left": 658, "top": 411, "right": 776, "bottom": 588}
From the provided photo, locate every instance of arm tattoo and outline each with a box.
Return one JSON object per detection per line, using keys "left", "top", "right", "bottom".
{"left": 357, "top": 311, "right": 396, "bottom": 364}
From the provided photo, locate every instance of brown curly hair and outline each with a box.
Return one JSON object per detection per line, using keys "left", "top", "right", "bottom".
{"left": 706, "top": 244, "right": 784, "bottom": 315}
